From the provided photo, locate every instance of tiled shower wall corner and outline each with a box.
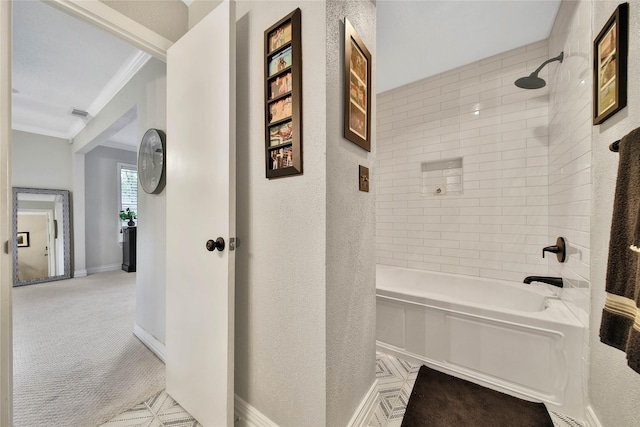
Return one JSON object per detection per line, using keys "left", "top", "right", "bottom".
{"left": 548, "top": 0, "right": 592, "bottom": 411}
{"left": 376, "top": 41, "right": 551, "bottom": 282}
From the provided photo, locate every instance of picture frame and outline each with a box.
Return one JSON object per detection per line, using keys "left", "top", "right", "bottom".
{"left": 344, "top": 18, "right": 372, "bottom": 151}
{"left": 593, "top": 2, "right": 628, "bottom": 125}
{"left": 17, "top": 232, "right": 29, "bottom": 248}
{"left": 264, "top": 9, "right": 302, "bottom": 179}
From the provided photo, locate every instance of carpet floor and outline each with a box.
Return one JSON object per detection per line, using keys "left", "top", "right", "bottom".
{"left": 13, "top": 270, "right": 165, "bottom": 427}
{"left": 401, "top": 365, "right": 554, "bottom": 427}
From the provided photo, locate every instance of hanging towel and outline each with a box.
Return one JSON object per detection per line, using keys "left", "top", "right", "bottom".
{"left": 600, "top": 126, "right": 640, "bottom": 374}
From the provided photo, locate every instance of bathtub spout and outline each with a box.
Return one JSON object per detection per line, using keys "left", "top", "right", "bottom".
{"left": 523, "top": 276, "right": 563, "bottom": 288}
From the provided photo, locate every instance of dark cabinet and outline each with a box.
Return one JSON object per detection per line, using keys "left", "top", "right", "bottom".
{"left": 122, "top": 227, "right": 136, "bottom": 272}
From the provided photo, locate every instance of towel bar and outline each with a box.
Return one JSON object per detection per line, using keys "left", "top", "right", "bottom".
{"left": 610, "top": 139, "right": 620, "bottom": 152}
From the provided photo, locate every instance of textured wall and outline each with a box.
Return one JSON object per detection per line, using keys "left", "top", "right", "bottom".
{"left": 590, "top": 0, "right": 640, "bottom": 425}
{"left": 234, "top": 2, "right": 328, "bottom": 426}
{"left": 84, "top": 146, "right": 136, "bottom": 272}
{"left": 325, "top": 1, "right": 376, "bottom": 426}
{"left": 547, "top": 0, "right": 592, "bottom": 413}
{"left": 376, "top": 41, "right": 550, "bottom": 282}
{"left": 99, "top": 0, "right": 188, "bottom": 42}
{"left": 11, "top": 131, "right": 72, "bottom": 190}
{"left": 188, "top": 0, "right": 222, "bottom": 30}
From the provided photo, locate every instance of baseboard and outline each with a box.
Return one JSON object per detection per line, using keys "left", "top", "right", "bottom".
{"left": 74, "top": 269, "right": 88, "bottom": 277}
{"left": 133, "top": 323, "right": 166, "bottom": 363}
{"left": 234, "top": 394, "right": 278, "bottom": 427}
{"left": 86, "top": 264, "right": 120, "bottom": 274}
{"left": 585, "top": 405, "right": 602, "bottom": 427}
{"left": 347, "top": 379, "right": 380, "bottom": 427}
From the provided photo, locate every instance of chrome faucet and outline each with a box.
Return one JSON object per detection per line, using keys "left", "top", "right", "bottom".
{"left": 523, "top": 276, "right": 563, "bottom": 288}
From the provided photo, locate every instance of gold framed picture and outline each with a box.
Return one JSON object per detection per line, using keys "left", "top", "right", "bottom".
{"left": 593, "top": 3, "right": 628, "bottom": 125}
{"left": 344, "top": 18, "right": 371, "bottom": 151}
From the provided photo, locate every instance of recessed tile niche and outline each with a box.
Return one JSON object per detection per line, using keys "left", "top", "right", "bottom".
{"left": 422, "top": 158, "right": 463, "bottom": 197}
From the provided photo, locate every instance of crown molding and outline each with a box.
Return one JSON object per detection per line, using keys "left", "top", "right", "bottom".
{"left": 12, "top": 123, "right": 73, "bottom": 141}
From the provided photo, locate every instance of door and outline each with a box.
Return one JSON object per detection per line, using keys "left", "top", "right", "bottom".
{"left": 166, "top": 2, "right": 236, "bottom": 426}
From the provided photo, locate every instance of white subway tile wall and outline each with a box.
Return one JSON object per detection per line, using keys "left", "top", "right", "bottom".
{"left": 548, "top": 0, "right": 592, "bottom": 410}
{"left": 376, "top": 41, "right": 551, "bottom": 281}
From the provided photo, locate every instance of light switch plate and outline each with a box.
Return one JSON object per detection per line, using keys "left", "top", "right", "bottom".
{"left": 359, "top": 165, "right": 369, "bottom": 192}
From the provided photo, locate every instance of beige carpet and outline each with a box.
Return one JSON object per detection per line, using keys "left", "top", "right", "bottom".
{"left": 13, "top": 270, "right": 165, "bottom": 427}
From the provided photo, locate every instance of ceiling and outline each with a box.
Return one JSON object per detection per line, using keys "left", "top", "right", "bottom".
{"left": 12, "top": 0, "right": 149, "bottom": 143}
{"left": 377, "top": 0, "right": 562, "bottom": 93}
{"left": 11, "top": 1, "right": 561, "bottom": 140}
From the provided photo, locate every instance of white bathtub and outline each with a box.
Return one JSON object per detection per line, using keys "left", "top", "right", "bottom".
{"left": 376, "top": 265, "right": 584, "bottom": 420}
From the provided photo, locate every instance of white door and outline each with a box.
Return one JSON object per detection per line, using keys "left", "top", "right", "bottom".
{"left": 166, "top": 2, "right": 236, "bottom": 426}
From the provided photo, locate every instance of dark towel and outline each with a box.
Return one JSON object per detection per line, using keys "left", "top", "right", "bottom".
{"left": 600, "top": 126, "right": 640, "bottom": 374}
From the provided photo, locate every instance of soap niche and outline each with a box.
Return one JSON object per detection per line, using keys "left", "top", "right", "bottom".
{"left": 422, "top": 158, "right": 463, "bottom": 197}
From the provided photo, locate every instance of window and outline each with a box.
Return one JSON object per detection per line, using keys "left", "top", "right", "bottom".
{"left": 118, "top": 163, "right": 137, "bottom": 218}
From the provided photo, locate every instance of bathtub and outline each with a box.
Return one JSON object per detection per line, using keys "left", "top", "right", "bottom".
{"left": 376, "top": 265, "right": 584, "bottom": 420}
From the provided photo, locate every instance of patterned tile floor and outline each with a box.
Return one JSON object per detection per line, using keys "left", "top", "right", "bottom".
{"left": 99, "top": 390, "right": 201, "bottom": 427}
{"left": 368, "top": 352, "right": 584, "bottom": 427}
{"left": 103, "top": 352, "right": 585, "bottom": 427}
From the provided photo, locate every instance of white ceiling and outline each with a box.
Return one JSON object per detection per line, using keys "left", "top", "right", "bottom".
{"left": 377, "top": 0, "right": 562, "bottom": 93}
{"left": 11, "top": 1, "right": 561, "bottom": 140}
{"left": 12, "top": 0, "right": 149, "bottom": 142}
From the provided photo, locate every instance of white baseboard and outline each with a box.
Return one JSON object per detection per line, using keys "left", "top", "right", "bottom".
{"left": 133, "top": 323, "right": 166, "bottom": 363}
{"left": 74, "top": 269, "right": 88, "bottom": 277}
{"left": 585, "top": 405, "right": 602, "bottom": 427}
{"left": 234, "top": 395, "right": 278, "bottom": 427}
{"left": 87, "top": 264, "right": 120, "bottom": 274}
{"left": 347, "top": 380, "right": 380, "bottom": 427}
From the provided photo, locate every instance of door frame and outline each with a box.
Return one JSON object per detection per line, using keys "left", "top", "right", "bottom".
{"left": 0, "top": 2, "right": 173, "bottom": 425}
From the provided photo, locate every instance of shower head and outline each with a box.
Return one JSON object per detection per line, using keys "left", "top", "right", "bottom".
{"left": 514, "top": 51, "right": 564, "bottom": 90}
{"left": 515, "top": 74, "right": 547, "bottom": 89}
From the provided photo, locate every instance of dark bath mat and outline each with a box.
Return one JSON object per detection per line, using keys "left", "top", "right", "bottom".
{"left": 401, "top": 365, "right": 554, "bottom": 427}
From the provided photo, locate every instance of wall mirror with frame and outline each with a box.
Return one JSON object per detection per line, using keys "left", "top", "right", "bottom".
{"left": 12, "top": 187, "right": 72, "bottom": 287}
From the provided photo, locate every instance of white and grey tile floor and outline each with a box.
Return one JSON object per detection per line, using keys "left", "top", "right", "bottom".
{"left": 367, "top": 352, "right": 584, "bottom": 427}
{"left": 99, "top": 390, "right": 201, "bottom": 427}
{"left": 102, "top": 352, "right": 584, "bottom": 427}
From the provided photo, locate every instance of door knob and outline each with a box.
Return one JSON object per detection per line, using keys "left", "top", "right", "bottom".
{"left": 206, "top": 237, "right": 225, "bottom": 252}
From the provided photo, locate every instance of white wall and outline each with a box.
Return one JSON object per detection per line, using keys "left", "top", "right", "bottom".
{"left": 11, "top": 130, "right": 72, "bottom": 190}
{"left": 325, "top": 2, "right": 376, "bottom": 426}
{"left": 235, "top": 2, "right": 327, "bottom": 425}
{"left": 547, "top": 0, "right": 592, "bottom": 411}
{"left": 375, "top": 41, "right": 551, "bottom": 282}
{"left": 16, "top": 213, "right": 48, "bottom": 281}
{"left": 590, "top": 0, "right": 640, "bottom": 425}
{"left": 73, "top": 59, "right": 167, "bottom": 345}
{"left": 84, "top": 146, "right": 136, "bottom": 272}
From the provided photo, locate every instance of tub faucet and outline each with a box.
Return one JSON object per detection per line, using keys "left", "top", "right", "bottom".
{"left": 523, "top": 276, "right": 563, "bottom": 288}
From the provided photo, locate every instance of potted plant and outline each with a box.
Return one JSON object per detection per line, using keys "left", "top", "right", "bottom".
{"left": 120, "top": 208, "right": 137, "bottom": 227}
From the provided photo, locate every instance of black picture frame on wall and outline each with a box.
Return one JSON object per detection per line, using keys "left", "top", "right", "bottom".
{"left": 593, "top": 2, "right": 628, "bottom": 125}
{"left": 16, "top": 232, "right": 29, "bottom": 248}
{"left": 344, "top": 18, "right": 372, "bottom": 152}
{"left": 264, "top": 8, "right": 302, "bottom": 179}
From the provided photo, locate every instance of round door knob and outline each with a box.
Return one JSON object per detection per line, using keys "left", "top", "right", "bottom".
{"left": 206, "top": 237, "right": 225, "bottom": 252}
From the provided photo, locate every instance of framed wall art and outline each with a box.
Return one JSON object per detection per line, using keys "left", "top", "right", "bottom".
{"left": 593, "top": 2, "right": 628, "bottom": 125}
{"left": 344, "top": 18, "right": 371, "bottom": 151}
{"left": 264, "top": 8, "right": 302, "bottom": 178}
{"left": 17, "top": 232, "right": 29, "bottom": 248}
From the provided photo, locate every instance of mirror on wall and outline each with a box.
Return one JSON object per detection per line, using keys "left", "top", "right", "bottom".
{"left": 12, "top": 188, "right": 71, "bottom": 287}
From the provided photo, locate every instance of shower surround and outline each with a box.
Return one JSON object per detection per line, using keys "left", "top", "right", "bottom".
{"left": 376, "top": 40, "right": 552, "bottom": 282}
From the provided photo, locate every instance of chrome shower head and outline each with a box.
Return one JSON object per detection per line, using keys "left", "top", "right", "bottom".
{"left": 514, "top": 51, "right": 564, "bottom": 90}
